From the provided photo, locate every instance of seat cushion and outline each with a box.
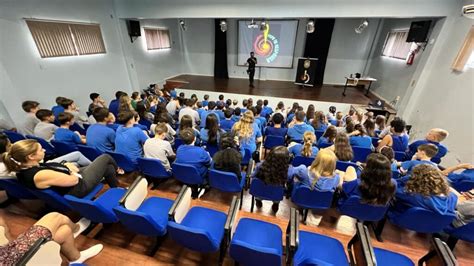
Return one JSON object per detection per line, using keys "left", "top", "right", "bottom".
{"left": 137, "top": 197, "right": 174, "bottom": 227}
{"left": 294, "top": 231, "right": 349, "bottom": 266}
{"left": 95, "top": 188, "right": 126, "bottom": 211}
{"left": 232, "top": 218, "right": 282, "bottom": 253}
{"left": 181, "top": 207, "right": 227, "bottom": 244}
{"left": 374, "top": 248, "right": 414, "bottom": 266}
{"left": 83, "top": 183, "right": 104, "bottom": 200}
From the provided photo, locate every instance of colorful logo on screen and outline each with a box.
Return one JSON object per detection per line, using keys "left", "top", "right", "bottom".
{"left": 253, "top": 24, "right": 279, "bottom": 63}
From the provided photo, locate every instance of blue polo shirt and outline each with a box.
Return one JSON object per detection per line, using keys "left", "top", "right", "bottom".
{"left": 115, "top": 126, "right": 148, "bottom": 162}
{"left": 400, "top": 159, "right": 438, "bottom": 174}
{"left": 264, "top": 126, "right": 287, "bottom": 138}
{"left": 86, "top": 124, "right": 116, "bottom": 152}
{"left": 312, "top": 123, "right": 328, "bottom": 132}
{"left": 236, "top": 123, "right": 262, "bottom": 153}
{"left": 392, "top": 134, "right": 409, "bottom": 152}
{"left": 339, "top": 178, "right": 397, "bottom": 205}
{"left": 289, "top": 144, "right": 319, "bottom": 158}
{"left": 200, "top": 110, "right": 220, "bottom": 128}
{"left": 261, "top": 106, "right": 273, "bottom": 117}
{"left": 107, "top": 123, "right": 120, "bottom": 131}
{"left": 317, "top": 136, "right": 333, "bottom": 147}
{"left": 350, "top": 136, "right": 373, "bottom": 149}
{"left": 287, "top": 123, "right": 314, "bottom": 142}
{"left": 52, "top": 105, "right": 65, "bottom": 118}
{"left": 448, "top": 169, "right": 474, "bottom": 183}
{"left": 408, "top": 139, "right": 448, "bottom": 164}
{"left": 220, "top": 119, "right": 235, "bottom": 132}
{"left": 175, "top": 144, "right": 211, "bottom": 177}
{"left": 294, "top": 167, "right": 340, "bottom": 192}
{"left": 390, "top": 186, "right": 457, "bottom": 216}
{"left": 54, "top": 128, "right": 82, "bottom": 146}
{"left": 108, "top": 99, "right": 120, "bottom": 117}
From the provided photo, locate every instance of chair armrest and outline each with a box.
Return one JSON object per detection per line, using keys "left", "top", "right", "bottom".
{"left": 225, "top": 196, "right": 240, "bottom": 233}
{"left": 119, "top": 176, "right": 143, "bottom": 205}
{"left": 17, "top": 237, "right": 48, "bottom": 266}
{"left": 348, "top": 222, "right": 376, "bottom": 266}
{"left": 246, "top": 159, "right": 255, "bottom": 177}
{"left": 286, "top": 208, "right": 299, "bottom": 266}
{"left": 418, "top": 238, "right": 457, "bottom": 266}
{"left": 168, "top": 185, "right": 192, "bottom": 223}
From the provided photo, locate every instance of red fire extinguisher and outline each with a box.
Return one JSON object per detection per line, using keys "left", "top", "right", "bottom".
{"left": 407, "top": 51, "right": 415, "bottom": 65}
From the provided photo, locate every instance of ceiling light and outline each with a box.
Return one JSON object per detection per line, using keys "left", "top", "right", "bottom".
{"left": 220, "top": 20, "right": 227, "bottom": 32}
{"left": 355, "top": 19, "right": 369, "bottom": 34}
{"left": 179, "top": 19, "right": 186, "bottom": 31}
{"left": 306, "top": 20, "right": 315, "bottom": 33}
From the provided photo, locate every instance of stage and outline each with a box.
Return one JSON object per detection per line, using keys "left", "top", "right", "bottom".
{"left": 166, "top": 74, "right": 382, "bottom": 105}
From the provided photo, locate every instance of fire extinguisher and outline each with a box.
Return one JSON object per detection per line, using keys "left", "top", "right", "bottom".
{"left": 407, "top": 51, "right": 415, "bottom": 65}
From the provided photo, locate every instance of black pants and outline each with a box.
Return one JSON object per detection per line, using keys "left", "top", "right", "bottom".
{"left": 248, "top": 69, "right": 255, "bottom": 85}
{"left": 68, "top": 154, "right": 119, "bottom": 197}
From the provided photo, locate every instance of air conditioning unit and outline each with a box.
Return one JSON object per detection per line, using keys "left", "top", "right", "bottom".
{"left": 463, "top": 4, "right": 474, "bottom": 19}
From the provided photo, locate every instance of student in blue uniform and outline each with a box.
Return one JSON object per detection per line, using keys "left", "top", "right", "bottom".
{"left": 177, "top": 115, "right": 201, "bottom": 145}
{"left": 232, "top": 108, "right": 242, "bottom": 122}
{"left": 200, "top": 101, "right": 220, "bottom": 128}
{"left": 232, "top": 111, "right": 262, "bottom": 154}
{"left": 54, "top": 112, "right": 86, "bottom": 146}
{"left": 261, "top": 99, "right": 273, "bottom": 118}
{"left": 289, "top": 131, "right": 319, "bottom": 158}
{"left": 399, "top": 143, "right": 439, "bottom": 175}
{"left": 442, "top": 163, "right": 474, "bottom": 184}
{"left": 338, "top": 153, "right": 396, "bottom": 207}
{"left": 317, "top": 126, "right": 337, "bottom": 148}
{"left": 200, "top": 113, "right": 224, "bottom": 146}
{"left": 220, "top": 109, "right": 236, "bottom": 132}
{"left": 389, "top": 164, "right": 457, "bottom": 218}
{"left": 287, "top": 111, "right": 314, "bottom": 143}
{"left": 86, "top": 107, "right": 116, "bottom": 153}
{"left": 349, "top": 124, "right": 373, "bottom": 149}
{"left": 254, "top": 105, "right": 267, "bottom": 130}
{"left": 175, "top": 128, "right": 212, "bottom": 178}
{"left": 311, "top": 111, "right": 328, "bottom": 132}
{"left": 114, "top": 110, "right": 148, "bottom": 163}
{"left": 377, "top": 118, "right": 409, "bottom": 152}
{"left": 202, "top": 94, "right": 209, "bottom": 107}
{"left": 109, "top": 91, "right": 127, "bottom": 117}
{"left": 264, "top": 113, "right": 287, "bottom": 137}
{"left": 407, "top": 128, "right": 449, "bottom": 164}
{"left": 51, "top": 97, "right": 66, "bottom": 118}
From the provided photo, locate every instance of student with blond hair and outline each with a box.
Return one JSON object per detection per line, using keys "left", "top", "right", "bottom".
{"left": 232, "top": 110, "right": 262, "bottom": 154}
{"left": 289, "top": 131, "right": 319, "bottom": 158}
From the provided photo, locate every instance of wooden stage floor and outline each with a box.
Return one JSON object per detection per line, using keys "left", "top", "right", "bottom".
{"left": 167, "top": 74, "right": 380, "bottom": 105}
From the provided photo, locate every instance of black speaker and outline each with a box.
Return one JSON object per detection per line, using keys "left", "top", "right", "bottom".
{"left": 406, "top": 20, "right": 431, "bottom": 43}
{"left": 128, "top": 20, "right": 141, "bottom": 37}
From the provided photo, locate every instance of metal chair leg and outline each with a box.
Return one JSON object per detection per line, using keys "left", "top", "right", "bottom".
{"left": 250, "top": 195, "right": 255, "bottom": 212}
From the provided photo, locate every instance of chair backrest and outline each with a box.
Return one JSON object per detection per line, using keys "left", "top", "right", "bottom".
{"left": 318, "top": 142, "right": 333, "bottom": 149}
{"left": 26, "top": 135, "right": 56, "bottom": 156}
{"left": 315, "top": 130, "right": 325, "bottom": 139}
{"left": 137, "top": 157, "right": 171, "bottom": 179}
{"left": 394, "top": 151, "right": 406, "bottom": 162}
{"left": 208, "top": 169, "right": 242, "bottom": 193}
{"left": 50, "top": 140, "right": 78, "bottom": 156}
{"left": 70, "top": 123, "right": 86, "bottom": 135}
{"left": 291, "top": 184, "right": 334, "bottom": 210}
{"left": 347, "top": 222, "right": 377, "bottom": 266}
{"left": 249, "top": 178, "right": 284, "bottom": 201}
{"left": 174, "top": 138, "right": 184, "bottom": 150}
{"left": 336, "top": 160, "right": 359, "bottom": 172}
{"left": 241, "top": 148, "right": 252, "bottom": 166}
{"left": 263, "top": 135, "right": 285, "bottom": 149}
{"left": 0, "top": 179, "right": 36, "bottom": 200}
{"left": 390, "top": 207, "right": 456, "bottom": 233}
{"left": 338, "top": 196, "right": 389, "bottom": 222}
{"left": 445, "top": 221, "right": 474, "bottom": 243}
{"left": 30, "top": 188, "right": 72, "bottom": 212}
{"left": 4, "top": 130, "right": 25, "bottom": 143}
{"left": 450, "top": 180, "right": 474, "bottom": 193}
{"left": 352, "top": 146, "right": 372, "bottom": 163}
{"left": 371, "top": 137, "right": 380, "bottom": 148}
{"left": 205, "top": 144, "right": 219, "bottom": 157}
{"left": 172, "top": 163, "right": 205, "bottom": 185}
{"left": 419, "top": 238, "right": 458, "bottom": 266}
{"left": 292, "top": 156, "right": 314, "bottom": 167}
{"left": 139, "top": 119, "right": 152, "bottom": 130}
{"left": 106, "top": 151, "right": 137, "bottom": 172}
{"left": 77, "top": 145, "right": 103, "bottom": 161}
{"left": 123, "top": 178, "right": 148, "bottom": 211}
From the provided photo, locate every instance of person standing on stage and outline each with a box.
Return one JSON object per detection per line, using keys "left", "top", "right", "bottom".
{"left": 246, "top": 52, "right": 257, "bottom": 88}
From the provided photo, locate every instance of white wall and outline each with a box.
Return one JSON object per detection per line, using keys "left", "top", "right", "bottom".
{"left": 0, "top": 0, "right": 132, "bottom": 124}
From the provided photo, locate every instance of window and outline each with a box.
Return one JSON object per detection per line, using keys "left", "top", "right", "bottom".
{"left": 452, "top": 26, "right": 474, "bottom": 71}
{"left": 26, "top": 19, "right": 106, "bottom": 58}
{"left": 144, "top": 28, "right": 171, "bottom": 50}
{"left": 382, "top": 30, "right": 414, "bottom": 60}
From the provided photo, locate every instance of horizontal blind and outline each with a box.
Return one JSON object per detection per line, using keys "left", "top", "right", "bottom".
{"left": 144, "top": 28, "right": 171, "bottom": 50}
{"left": 26, "top": 20, "right": 77, "bottom": 58}
{"left": 69, "top": 24, "right": 106, "bottom": 55}
{"left": 382, "top": 30, "right": 412, "bottom": 60}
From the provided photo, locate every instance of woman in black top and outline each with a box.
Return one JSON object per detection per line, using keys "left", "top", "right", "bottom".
{"left": 2, "top": 139, "right": 119, "bottom": 197}
{"left": 212, "top": 133, "right": 242, "bottom": 180}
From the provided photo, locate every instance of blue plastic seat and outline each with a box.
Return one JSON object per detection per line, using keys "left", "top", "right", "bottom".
{"left": 249, "top": 178, "right": 284, "bottom": 212}
{"left": 50, "top": 140, "right": 78, "bottom": 156}
{"left": 294, "top": 231, "right": 349, "bottom": 266}
{"left": 352, "top": 146, "right": 372, "bottom": 163}
{"left": 3, "top": 130, "right": 26, "bottom": 143}
{"left": 336, "top": 160, "right": 359, "bottom": 172}
{"left": 168, "top": 206, "right": 227, "bottom": 252}
{"left": 171, "top": 163, "right": 206, "bottom": 185}
{"left": 204, "top": 144, "right": 219, "bottom": 157}
{"left": 317, "top": 142, "right": 333, "bottom": 149}
{"left": 106, "top": 151, "right": 138, "bottom": 172}
{"left": 315, "top": 130, "right": 325, "bottom": 140}
{"left": 263, "top": 135, "right": 285, "bottom": 151}
{"left": 291, "top": 183, "right": 334, "bottom": 222}
{"left": 77, "top": 145, "right": 103, "bottom": 161}
{"left": 65, "top": 188, "right": 126, "bottom": 224}
{"left": 394, "top": 151, "right": 407, "bottom": 162}
{"left": 139, "top": 119, "right": 152, "bottom": 130}
{"left": 371, "top": 137, "right": 380, "bottom": 148}
{"left": 291, "top": 156, "right": 314, "bottom": 167}
{"left": 174, "top": 138, "right": 184, "bottom": 150}
{"left": 0, "top": 179, "right": 36, "bottom": 200}
{"left": 444, "top": 221, "right": 474, "bottom": 249}
{"left": 338, "top": 195, "right": 389, "bottom": 222}
{"left": 70, "top": 123, "right": 86, "bottom": 135}
{"left": 138, "top": 157, "right": 172, "bottom": 181}
{"left": 208, "top": 169, "right": 246, "bottom": 208}
{"left": 374, "top": 247, "right": 414, "bottom": 266}
{"left": 229, "top": 218, "right": 282, "bottom": 266}
{"left": 26, "top": 135, "right": 56, "bottom": 158}
{"left": 388, "top": 207, "right": 456, "bottom": 234}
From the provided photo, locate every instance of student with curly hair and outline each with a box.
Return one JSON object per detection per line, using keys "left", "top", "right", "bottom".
{"left": 389, "top": 164, "right": 457, "bottom": 217}
{"left": 212, "top": 133, "right": 243, "bottom": 180}
{"left": 377, "top": 118, "right": 409, "bottom": 152}
{"left": 338, "top": 153, "right": 396, "bottom": 207}
{"left": 232, "top": 111, "right": 262, "bottom": 154}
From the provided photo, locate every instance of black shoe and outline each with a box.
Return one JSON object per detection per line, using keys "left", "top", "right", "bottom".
{"left": 272, "top": 202, "right": 280, "bottom": 213}
{"left": 255, "top": 199, "right": 263, "bottom": 208}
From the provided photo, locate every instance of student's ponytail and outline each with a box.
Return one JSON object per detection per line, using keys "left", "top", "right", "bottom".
{"left": 2, "top": 152, "right": 21, "bottom": 173}
{"left": 301, "top": 132, "right": 316, "bottom": 158}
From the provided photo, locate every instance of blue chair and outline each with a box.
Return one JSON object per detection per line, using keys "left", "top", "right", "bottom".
{"left": 291, "top": 156, "right": 314, "bottom": 167}
{"left": 317, "top": 142, "right": 332, "bottom": 149}
{"left": 387, "top": 207, "right": 456, "bottom": 234}
{"left": 371, "top": 137, "right": 380, "bottom": 148}
{"left": 138, "top": 157, "right": 172, "bottom": 185}
{"left": 249, "top": 178, "right": 284, "bottom": 212}
{"left": 208, "top": 169, "right": 246, "bottom": 209}
{"left": 70, "top": 123, "right": 86, "bottom": 135}
{"left": 450, "top": 180, "right": 474, "bottom": 192}
{"left": 229, "top": 218, "right": 283, "bottom": 266}
{"left": 4, "top": 130, "right": 26, "bottom": 143}
{"left": 173, "top": 138, "right": 184, "bottom": 150}
{"left": 291, "top": 183, "right": 334, "bottom": 222}
{"left": 336, "top": 160, "right": 359, "bottom": 172}
{"left": 65, "top": 187, "right": 126, "bottom": 224}
{"left": 77, "top": 145, "right": 103, "bottom": 161}
{"left": 113, "top": 177, "right": 175, "bottom": 255}
{"left": 352, "top": 146, "right": 372, "bottom": 163}
{"left": 392, "top": 170, "right": 400, "bottom": 179}
{"left": 287, "top": 208, "right": 349, "bottom": 266}
{"left": 172, "top": 163, "right": 206, "bottom": 198}
{"left": 26, "top": 135, "right": 56, "bottom": 158}
{"left": 0, "top": 179, "right": 36, "bottom": 200}
{"left": 204, "top": 144, "right": 219, "bottom": 157}
{"left": 50, "top": 140, "right": 78, "bottom": 156}
{"left": 106, "top": 151, "right": 138, "bottom": 172}
{"left": 168, "top": 189, "right": 240, "bottom": 264}
{"left": 139, "top": 119, "right": 152, "bottom": 130}
{"left": 263, "top": 135, "right": 285, "bottom": 155}
{"left": 444, "top": 221, "right": 474, "bottom": 249}
{"left": 315, "top": 130, "right": 325, "bottom": 139}
{"left": 241, "top": 148, "right": 252, "bottom": 166}
{"left": 394, "top": 151, "right": 407, "bottom": 161}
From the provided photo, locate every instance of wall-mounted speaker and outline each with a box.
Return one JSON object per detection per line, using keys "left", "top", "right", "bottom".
{"left": 128, "top": 20, "right": 141, "bottom": 37}
{"left": 406, "top": 20, "right": 431, "bottom": 43}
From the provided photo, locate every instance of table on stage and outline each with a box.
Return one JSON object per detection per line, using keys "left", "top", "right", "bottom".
{"left": 342, "top": 77, "right": 377, "bottom": 96}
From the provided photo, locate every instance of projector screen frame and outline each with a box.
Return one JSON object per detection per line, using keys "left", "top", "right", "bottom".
{"left": 236, "top": 19, "right": 299, "bottom": 69}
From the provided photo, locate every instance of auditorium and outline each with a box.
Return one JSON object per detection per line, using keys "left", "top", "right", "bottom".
{"left": 0, "top": 0, "right": 473, "bottom": 265}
